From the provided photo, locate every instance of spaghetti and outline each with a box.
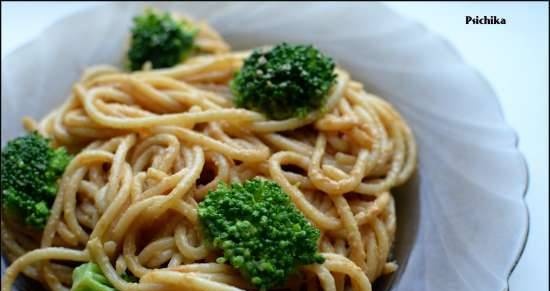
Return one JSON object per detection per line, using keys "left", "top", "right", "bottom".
{"left": 1, "top": 15, "right": 416, "bottom": 291}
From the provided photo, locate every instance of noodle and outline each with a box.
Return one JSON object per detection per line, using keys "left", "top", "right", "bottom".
{"left": 1, "top": 16, "right": 416, "bottom": 291}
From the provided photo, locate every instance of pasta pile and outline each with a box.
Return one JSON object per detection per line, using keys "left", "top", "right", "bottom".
{"left": 1, "top": 16, "right": 416, "bottom": 291}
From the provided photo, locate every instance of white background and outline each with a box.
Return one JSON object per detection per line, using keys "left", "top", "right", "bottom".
{"left": 2, "top": 2, "right": 548, "bottom": 290}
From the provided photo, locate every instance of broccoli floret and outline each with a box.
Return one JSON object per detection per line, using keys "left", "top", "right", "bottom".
{"left": 198, "top": 178, "right": 324, "bottom": 290}
{"left": 231, "top": 43, "right": 337, "bottom": 120}
{"left": 71, "top": 263, "right": 115, "bottom": 291}
{"left": 71, "top": 263, "right": 137, "bottom": 291}
{"left": 1, "top": 132, "right": 71, "bottom": 229}
{"left": 127, "top": 9, "right": 197, "bottom": 71}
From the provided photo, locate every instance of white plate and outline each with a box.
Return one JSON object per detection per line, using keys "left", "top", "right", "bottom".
{"left": 1, "top": 2, "right": 528, "bottom": 291}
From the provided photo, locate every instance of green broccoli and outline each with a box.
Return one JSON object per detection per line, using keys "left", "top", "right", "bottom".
{"left": 127, "top": 9, "right": 197, "bottom": 71}
{"left": 230, "top": 43, "right": 337, "bottom": 120}
{"left": 1, "top": 132, "right": 71, "bottom": 229}
{"left": 71, "top": 263, "right": 115, "bottom": 291}
{"left": 71, "top": 263, "right": 137, "bottom": 291}
{"left": 198, "top": 178, "right": 324, "bottom": 290}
